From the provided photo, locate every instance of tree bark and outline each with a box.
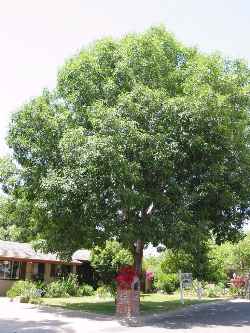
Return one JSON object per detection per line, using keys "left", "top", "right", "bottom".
{"left": 134, "top": 239, "right": 144, "bottom": 279}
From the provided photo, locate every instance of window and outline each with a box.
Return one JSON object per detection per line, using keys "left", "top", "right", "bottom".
{"left": 50, "top": 264, "right": 56, "bottom": 277}
{"left": 0, "top": 260, "right": 23, "bottom": 280}
{"left": 61, "top": 264, "right": 72, "bottom": 277}
{"left": 50, "top": 264, "right": 72, "bottom": 278}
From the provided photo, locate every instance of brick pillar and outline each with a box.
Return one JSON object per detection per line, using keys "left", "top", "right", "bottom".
{"left": 116, "top": 288, "right": 140, "bottom": 317}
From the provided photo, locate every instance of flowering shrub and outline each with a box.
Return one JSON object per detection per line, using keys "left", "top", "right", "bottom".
{"left": 115, "top": 265, "right": 138, "bottom": 289}
{"left": 146, "top": 271, "right": 154, "bottom": 281}
{"left": 230, "top": 276, "right": 247, "bottom": 288}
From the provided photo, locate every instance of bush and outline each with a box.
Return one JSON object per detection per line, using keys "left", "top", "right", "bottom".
{"left": 46, "top": 274, "right": 81, "bottom": 297}
{"left": 95, "top": 285, "right": 113, "bottom": 298}
{"left": 62, "top": 273, "right": 79, "bottom": 296}
{"left": 204, "top": 283, "right": 224, "bottom": 298}
{"left": 77, "top": 284, "right": 94, "bottom": 296}
{"left": 229, "top": 286, "right": 240, "bottom": 297}
{"left": 46, "top": 280, "right": 69, "bottom": 298}
{"left": 154, "top": 272, "right": 179, "bottom": 294}
{"left": 7, "top": 280, "right": 38, "bottom": 299}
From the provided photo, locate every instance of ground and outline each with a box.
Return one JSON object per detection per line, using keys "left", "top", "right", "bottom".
{"left": 0, "top": 297, "right": 250, "bottom": 332}
{"left": 40, "top": 293, "right": 216, "bottom": 315}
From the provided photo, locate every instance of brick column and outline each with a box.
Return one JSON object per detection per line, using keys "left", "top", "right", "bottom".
{"left": 116, "top": 288, "right": 140, "bottom": 317}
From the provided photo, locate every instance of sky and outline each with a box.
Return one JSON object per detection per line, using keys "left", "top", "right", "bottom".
{"left": 0, "top": 0, "right": 249, "bottom": 156}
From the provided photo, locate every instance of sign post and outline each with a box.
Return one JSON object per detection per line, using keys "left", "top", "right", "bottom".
{"left": 179, "top": 270, "right": 184, "bottom": 304}
{"left": 179, "top": 271, "right": 192, "bottom": 305}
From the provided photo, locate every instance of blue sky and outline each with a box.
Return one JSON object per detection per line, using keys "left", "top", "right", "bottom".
{"left": 0, "top": 0, "right": 249, "bottom": 156}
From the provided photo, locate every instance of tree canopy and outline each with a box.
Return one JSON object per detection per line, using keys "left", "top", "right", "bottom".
{"left": 0, "top": 195, "right": 36, "bottom": 242}
{"left": 5, "top": 26, "right": 250, "bottom": 262}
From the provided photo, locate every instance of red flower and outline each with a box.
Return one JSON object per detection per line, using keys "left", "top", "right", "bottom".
{"left": 115, "top": 265, "right": 138, "bottom": 289}
{"left": 230, "top": 276, "right": 247, "bottom": 288}
{"left": 146, "top": 271, "right": 154, "bottom": 281}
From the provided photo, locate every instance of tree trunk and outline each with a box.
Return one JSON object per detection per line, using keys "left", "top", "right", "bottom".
{"left": 133, "top": 239, "right": 144, "bottom": 295}
{"left": 134, "top": 239, "right": 144, "bottom": 276}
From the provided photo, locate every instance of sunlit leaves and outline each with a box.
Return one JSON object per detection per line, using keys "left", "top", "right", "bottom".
{"left": 6, "top": 26, "right": 250, "bottom": 255}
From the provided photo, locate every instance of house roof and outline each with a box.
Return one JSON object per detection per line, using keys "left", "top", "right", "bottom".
{"left": 0, "top": 240, "right": 90, "bottom": 264}
{"left": 72, "top": 249, "right": 91, "bottom": 262}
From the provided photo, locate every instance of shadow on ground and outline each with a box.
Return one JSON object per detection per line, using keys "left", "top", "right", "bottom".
{"left": 143, "top": 300, "right": 250, "bottom": 330}
{"left": 36, "top": 303, "right": 115, "bottom": 321}
{"left": 2, "top": 298, "right": 250, "bottom": 332}
{"left": 0, "top": 317, "right": 75, "bottom": 333}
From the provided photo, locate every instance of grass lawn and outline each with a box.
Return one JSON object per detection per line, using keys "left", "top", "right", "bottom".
{"left": 40, "top": 293, "right": 220, "bottom": 316}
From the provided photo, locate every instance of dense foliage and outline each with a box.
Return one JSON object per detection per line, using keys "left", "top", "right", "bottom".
{"left": 2, "top": 26, "right": 250, "bottom": 268}
{"left": 7, "top": 275, "right": 94, "bottom": 299}
{"left": 6, "top": 280, "right": 38, "bottom": 299}
{"left": 46, "top": 273, "right": 95, "bottom": 297}
{"left": 91, "top": 240, "right": 133, "bottom": 286}
{"left": 0, "top": 195, "right": 36, "bottom": 242}
{"left": 160, "top": 244, "right": 211, "bottom": 281}
{"left": 154, "top": 272, "right": 179, "bottom": 293}
{"left": 144, "top": 232, "right": 250, "bottom": 287}
{"left": 209, "top": 233, "right": 250, "bottom": 278}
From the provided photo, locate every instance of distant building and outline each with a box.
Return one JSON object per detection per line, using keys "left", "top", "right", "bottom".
{"left": 0, "top": 240, "right": 91, "bottom": 296}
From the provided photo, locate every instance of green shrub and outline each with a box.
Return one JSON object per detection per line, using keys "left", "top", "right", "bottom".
{"left": 204, "top": 283, "right": 224, "bottom": 298}
{"left": 7, "top": 280, "right": 37, "bottom": 299}
{"left": 62, "top": 273, "right": 79, "bottom": 296}
{"left": 46, "top": 280, "right": 69, "bottom": 298}
{"left": 19, "top": 296, "right": 30, "bottom": 303}
{"left": 29, "top": 297, "right": 42, "bottom": 304}
{"left": 229, "top": 286, "right": 240, "bottom": 297}
{"left": 95, "top": 285, "right": 113, "bottom": 298}
{"left": 46, "top": 274, "right": 80, "bottom": 297}
{"left": 35, "top": 280, "right": 47, "bottom": 291}
{"left": 154, "top": 272, "right": 179, "bottom": 294}
{"left": 77, "top": 284, "right": 94, "bottom": 296}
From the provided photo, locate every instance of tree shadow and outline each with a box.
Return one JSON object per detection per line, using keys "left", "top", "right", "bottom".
{"left": 37, "top": 302, "right": 116, "bottom": 320}
{"left": 143, "top": 300, "right": 250, "bottom": 330}
{"left": 140, "top": 298, "right": 216, "bottom": 314}
{"left": 0, "top": 317, "right": 75, "bottom": 333}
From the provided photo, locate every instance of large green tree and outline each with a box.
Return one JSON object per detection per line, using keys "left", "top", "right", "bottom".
{"left": 0, "top": 195, "right": 36, "bottom": 242}
{"left": 6, "top": 27, "right": 250, "bottom": 279}
{"left": 209, "top": 233, "right": 250, "bottom": 277}
{"left": 0, "top": 157, "right": 37, "bottom": 242}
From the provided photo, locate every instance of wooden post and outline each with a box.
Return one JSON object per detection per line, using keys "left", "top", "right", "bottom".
{"left": 179, "top": 270, "right": 184, "bottom": 304}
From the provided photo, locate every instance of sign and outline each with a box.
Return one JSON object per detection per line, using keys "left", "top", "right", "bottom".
{"left": 179, "top": 271, "right": 192, "bottom": 304}
{"left": 181, "top": 273, "right": 192, "bottom": 288}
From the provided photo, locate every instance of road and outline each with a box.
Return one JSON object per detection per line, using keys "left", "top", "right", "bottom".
{"left": 0, "top": 298, "right": 250, "bottom": 332}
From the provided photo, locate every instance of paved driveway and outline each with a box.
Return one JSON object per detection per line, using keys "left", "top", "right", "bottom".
{"left": 0, "top": 298, "right": 250, "bottom": 332}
